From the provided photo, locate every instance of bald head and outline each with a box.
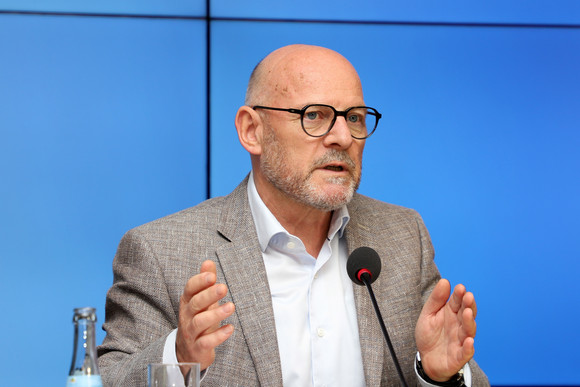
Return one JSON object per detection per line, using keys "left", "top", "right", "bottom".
{"left": 245, "top": 44, "right": 363, "bottom": 107}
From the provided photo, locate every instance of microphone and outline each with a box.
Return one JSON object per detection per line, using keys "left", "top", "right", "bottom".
{"left": 347, "top": 246, "right": 381, "bottom": 285}
{"left": 347, "top": 247, "right": 409, "bottom": 387}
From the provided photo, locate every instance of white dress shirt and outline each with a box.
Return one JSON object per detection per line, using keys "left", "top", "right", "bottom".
{"left": 247, "top": 175, "right": 366, "bottom": 387}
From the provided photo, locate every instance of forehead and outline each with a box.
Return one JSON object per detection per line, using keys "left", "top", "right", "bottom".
{"left": 263, "top": 48, "right": 364, "bottom": 107}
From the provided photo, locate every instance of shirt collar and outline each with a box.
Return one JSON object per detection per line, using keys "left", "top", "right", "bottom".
{"left": 247, "top": 171, "right": 350, "bottom": 252}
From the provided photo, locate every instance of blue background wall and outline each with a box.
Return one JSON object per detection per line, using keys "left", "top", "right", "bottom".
{"left": 1, "top": 2, "right": 579, "bottom": 385}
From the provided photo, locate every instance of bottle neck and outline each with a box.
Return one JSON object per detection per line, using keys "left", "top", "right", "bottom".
{"left": 69, "top": 318, "right": 100, "bottom": 376}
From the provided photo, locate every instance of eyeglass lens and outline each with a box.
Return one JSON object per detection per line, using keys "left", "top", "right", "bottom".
{"left": 301, "top": 105, "right": 377, "bottom": 138}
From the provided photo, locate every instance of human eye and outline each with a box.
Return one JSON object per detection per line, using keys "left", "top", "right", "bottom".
{"left": 347, "top": 109, "right": 366, "bottom": 126}
{"left": 303, "top": 106, "right": 329, "bottom": 123}
{"left": 305, "top": 110, "right": 320, "bottom": 121}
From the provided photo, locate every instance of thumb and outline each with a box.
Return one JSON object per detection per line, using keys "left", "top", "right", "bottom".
{"left": 422, "top": 279, "right": 451, "bottom": 316}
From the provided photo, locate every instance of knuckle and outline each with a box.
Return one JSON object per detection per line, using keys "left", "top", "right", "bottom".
{"left": 191, "top": 312, "right": 206, "bottom": 331}
{"left": 196, "top": 335, "right": 215, "bottom": 351}
{"left": 189, "top": 298, "right": 201, "bottom": 315}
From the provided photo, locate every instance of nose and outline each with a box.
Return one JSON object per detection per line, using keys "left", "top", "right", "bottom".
{"left": 322, "top": 116, "right": 354, "bottom": 149}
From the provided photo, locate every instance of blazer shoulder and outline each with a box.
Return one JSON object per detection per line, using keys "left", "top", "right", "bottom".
{"left": 126, "top": 195, "right": 228, "bottom": 237}
{"left": 119, "top": 177, "right": 251, "bottom": 247}
{"left": 350, "top": 193, "right": 422, "bottom": 220}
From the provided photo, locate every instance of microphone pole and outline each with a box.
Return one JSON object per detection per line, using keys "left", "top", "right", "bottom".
{"left": 359, "top": 271, "right": 409, "bottom": 387}
{"left": 347, "top": 247, "right": 409, "bottom": 387}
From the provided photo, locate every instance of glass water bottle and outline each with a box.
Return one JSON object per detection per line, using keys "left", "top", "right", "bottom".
{"left": 66, "top": 307, "right": 103, "bottom": 387}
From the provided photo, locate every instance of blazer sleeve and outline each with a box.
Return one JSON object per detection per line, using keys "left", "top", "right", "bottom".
{"left": 97, "top": 229, "right": 179, "bottom": 386}
{"left": 415, "top": 213, "right": 490, "bottom": 387}
{"left": 415, "top": 211, "right": 441, "bottom": 306}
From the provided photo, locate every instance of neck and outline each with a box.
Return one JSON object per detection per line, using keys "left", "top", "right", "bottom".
{"left": 253, "top": 175, "right": 332, "bottom": 258}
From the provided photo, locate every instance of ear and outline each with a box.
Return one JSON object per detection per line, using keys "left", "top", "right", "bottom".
{"left": 235, "top": 106, "right": 264, "bottom": 156}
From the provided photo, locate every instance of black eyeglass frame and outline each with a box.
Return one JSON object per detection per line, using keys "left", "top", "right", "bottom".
{"left": 252, "top": 104, "right": 382, "bottom": 139}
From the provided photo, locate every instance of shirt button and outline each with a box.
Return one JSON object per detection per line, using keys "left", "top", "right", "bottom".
{"left": 287, "top": 241, "right": 296, "bottom": 249}
{"left": 317, "top": 328, "right": 325, "bottom": 337}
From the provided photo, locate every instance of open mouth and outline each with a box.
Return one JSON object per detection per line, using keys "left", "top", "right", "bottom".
{"left": 324, "top": 165, "right": 344, "bottom": 172}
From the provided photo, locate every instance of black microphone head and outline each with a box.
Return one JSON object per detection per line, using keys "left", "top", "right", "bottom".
{"left": 347, "top": 246, "right": 382, "bottom": 286}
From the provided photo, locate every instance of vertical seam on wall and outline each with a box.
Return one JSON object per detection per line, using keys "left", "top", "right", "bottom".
{"left": 205, "top": 0, "right": 211, "bottom": 200}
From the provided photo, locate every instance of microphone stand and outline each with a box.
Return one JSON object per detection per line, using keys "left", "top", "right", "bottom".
{"left": 360, "top": 272, "right": 409, "bottom": 387}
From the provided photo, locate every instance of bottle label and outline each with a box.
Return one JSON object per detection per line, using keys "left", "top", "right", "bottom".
{"left": 66, "top": 375, "right": 103, "bottom": 387}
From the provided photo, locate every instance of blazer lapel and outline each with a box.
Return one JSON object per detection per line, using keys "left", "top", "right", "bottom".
{"left": 345, "top": 214, "right": 387, "bottom": 386}
{"left": 216, "top": 178, "right": 284, "bottom": 386}
{"left": 346, "top": 195, "right": 418, "bottom": 386}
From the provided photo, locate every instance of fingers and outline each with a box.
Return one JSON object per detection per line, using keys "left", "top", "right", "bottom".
{"left": 457, "top": 336, "right": 475, "bottom": 365}
{"left": 455, "top": 287, "right": 477, "bottom": 328}
{"left": 448, "top": 284, "right": 478, "bottom": 319}
{"left": 182, "top": 260, "right": 217, "bottom": 301}
{"left": 176, "top": 260, "right": 236, "bottom": 369}
{"left": 421, "top": 279, "right": 451, "bottom": 316}
{"left": 447, "top": 284, "right": 466, "bottom": 313}
{"left": 181, "top": 260, "right": 232, "bottom": 326}
{"left": 458, "top": 305, "right": 477, "bottom": 343}
{"left": 457, "top": 290, "right": 477, "bottom": 346}
{"left": 464, "top": 291, "right": 477, "bottom": 318}
{"left": 179, "top": 295, "right": 235, "bottom": 340}
{"left": 190, "top": 298, "right": 235, "bottom": 335}
{"left": 200, "top": 259, "right": 217, "bottom": 275}
{"left": 190, "top": 282, "right": 228, "bottom": 317}
{"left": 195, "top": 316, "right": 235, "bottom": 350}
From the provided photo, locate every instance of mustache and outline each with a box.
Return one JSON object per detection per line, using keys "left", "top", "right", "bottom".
{"left": 312, "top": 149, "right": 357, "bottom": 171}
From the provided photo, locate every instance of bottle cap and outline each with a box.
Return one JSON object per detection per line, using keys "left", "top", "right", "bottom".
{"left": 73, "top": 307, "right": 97, "bottom": 322}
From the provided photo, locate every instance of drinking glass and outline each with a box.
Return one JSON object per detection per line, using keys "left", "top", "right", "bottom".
{"left": 147, "top": 363, "right": 200, "bottom": 387}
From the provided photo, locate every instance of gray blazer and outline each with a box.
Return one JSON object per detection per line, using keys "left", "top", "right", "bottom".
{"left": 98, "top": 177, "right": 489, "bottom": 386}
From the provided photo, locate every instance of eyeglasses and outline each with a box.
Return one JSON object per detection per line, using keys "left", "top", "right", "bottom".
{"left": 252, "top": 104, "right": 381, "bottom": 140}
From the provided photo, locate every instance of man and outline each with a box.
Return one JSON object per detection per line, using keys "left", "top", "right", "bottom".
{"left": 98, "top": 44, "right": 489, "bottom": 386}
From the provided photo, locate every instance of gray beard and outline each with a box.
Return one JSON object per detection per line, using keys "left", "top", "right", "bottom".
{"left": 260, "top": 127, "right": 361, "bottom": 212}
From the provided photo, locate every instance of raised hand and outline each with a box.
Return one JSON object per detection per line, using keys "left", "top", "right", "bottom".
{"left": 176, "top": 260, "right": 235, "bottom": 370}
{"left": 415, "top": 279, "right": 477, "bottom": 382}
